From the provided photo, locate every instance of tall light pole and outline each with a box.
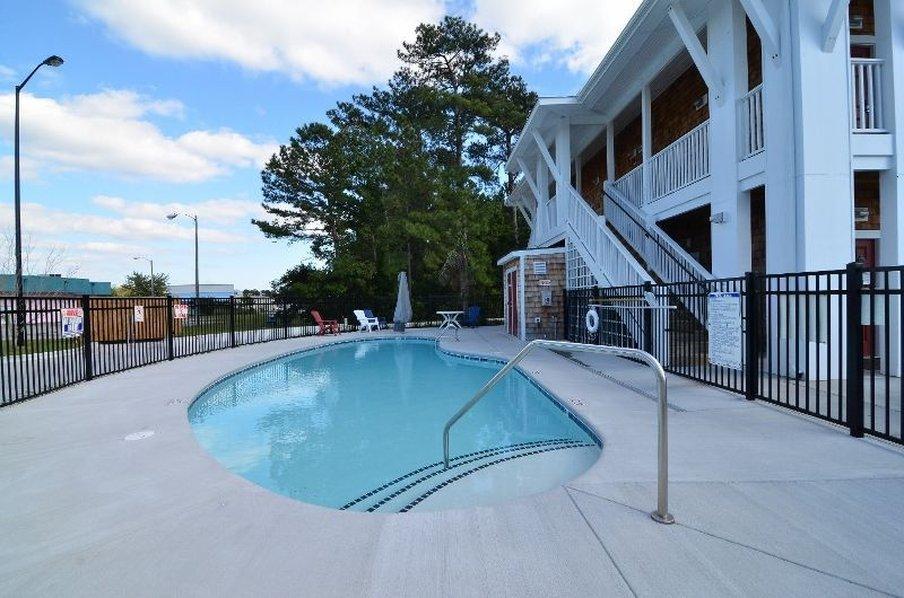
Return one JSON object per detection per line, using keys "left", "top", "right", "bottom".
{"left": 132, "top": 256, "right": 155, "bottom": 295}
{"left": 14, "top": 55, "right": 64, "bottom": 346}
{"left": 166, "top": 213, "right": 199, "bottom": 304}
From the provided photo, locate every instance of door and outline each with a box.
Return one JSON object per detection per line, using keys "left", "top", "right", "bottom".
{"left": 505, "top": 268, "right": 519, "bottom": 337}
{"left": 856, "top": 239, "right": 877, "bottom": 366}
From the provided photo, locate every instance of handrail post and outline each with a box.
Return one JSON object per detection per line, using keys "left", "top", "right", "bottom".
{"left": 441, "top": 339, "right": 674, "bottom": 524}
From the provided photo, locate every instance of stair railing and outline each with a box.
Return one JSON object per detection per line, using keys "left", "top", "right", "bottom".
{"left": 441, "top": 339, "right": 675, "bottom": 525}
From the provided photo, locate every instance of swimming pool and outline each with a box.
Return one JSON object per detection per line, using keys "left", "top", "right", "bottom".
{"left": 188, "top": 338, "right": 601, "bottom": 512}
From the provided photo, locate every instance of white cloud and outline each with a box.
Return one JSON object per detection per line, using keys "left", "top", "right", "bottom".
{"left": 76, "top": 0, "right": 445, "bottom": 86}
{"left": 91, "top": 195, "right": 264, "bottom": 226}
{"left": 0, "top": 201, "right": 246, "bottom": 244}
{"left": 0, "top": 65, "right": 15, "bottom": 83}
{"left": 0, "top": 90, "right": 277, "bottom": 182}
{"left": 0, "top": 155, "right": 40, "bottom": 181}
{"left": 472, "top": 0, "right": 642, "bottom": 74}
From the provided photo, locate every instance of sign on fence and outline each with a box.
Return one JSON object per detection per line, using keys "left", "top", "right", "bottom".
{"left": 60, "top": 308, "right": 84, "bottom": 338}
{"left": 133, "top": 305, "right": 145, "bottom": 323}
{"left": 173, "top": 303, "right": 189, "bottom": 320}
{"left": 707, "top": 291, "right": 742, "bottom": 370}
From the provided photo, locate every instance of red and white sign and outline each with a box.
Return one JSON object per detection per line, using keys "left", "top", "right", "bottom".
{"left": 173, "top": 304, "right": 189, "bottom": 320}
{"left": 61, "top": 308, "right": 84, "bottom": 338}
{"left": 133, "top": 305, "right": 145, "bottom": 323}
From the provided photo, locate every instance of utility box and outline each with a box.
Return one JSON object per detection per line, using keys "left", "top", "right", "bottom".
{"left": 496, "top": 248, "right": 566, "bottom": 341}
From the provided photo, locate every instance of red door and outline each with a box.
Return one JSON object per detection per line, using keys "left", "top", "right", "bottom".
{"left": 856, "top": 239, "right": 877, "bottom": 363}
{"left": 506, "top": 270, "right": 519, "bottom": 336}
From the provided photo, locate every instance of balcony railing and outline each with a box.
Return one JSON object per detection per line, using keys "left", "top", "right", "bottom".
{"left": 738, "top": 84, "right": 765, "bottom": 160}
{"left": 649, "top": 120, "right": 710, "bottom": 201}
{"left": 851, "top": 58, "right": 885, "bottom": 133}
{"left": 612, "top": 164, "right": 644, "bottom": 208}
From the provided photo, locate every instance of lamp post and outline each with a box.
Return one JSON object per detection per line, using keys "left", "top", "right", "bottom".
{"left": 14, "top": 55, "right": 64, "bottom": 346}
{"left": 166, "top": 212, "right": 199, "bottom": 307}
{"left": 132, "top": 256, "right": 155, "bottom": 295}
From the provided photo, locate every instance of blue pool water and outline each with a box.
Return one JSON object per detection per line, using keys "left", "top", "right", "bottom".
{"left": 188, "top": 339, "right": 600, "bottom": 512}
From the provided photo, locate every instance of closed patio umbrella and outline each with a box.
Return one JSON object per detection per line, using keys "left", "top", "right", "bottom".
{"left": 393, "top": 271, "right": 412, "bottom": 332}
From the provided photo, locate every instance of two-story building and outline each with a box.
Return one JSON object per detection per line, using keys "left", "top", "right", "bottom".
{"left": 501, "top": 0, "right": 903, "bottom": 344}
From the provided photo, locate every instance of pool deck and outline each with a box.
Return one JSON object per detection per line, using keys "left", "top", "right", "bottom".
{"left": 2, "top": 326, "right": 904, "bottom": 597}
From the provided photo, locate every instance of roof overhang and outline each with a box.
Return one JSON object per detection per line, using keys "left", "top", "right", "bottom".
{"left": 505, "top": 0, "right": 710, "bottom": 178}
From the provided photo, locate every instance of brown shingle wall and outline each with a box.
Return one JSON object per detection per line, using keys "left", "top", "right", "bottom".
{"left": 651, "top": 66, "right": 709, "bottom": 154}
{"left": 580, "top": 145, "right": 607, "bottom": 213}
{"left": 522, "top": 254, "right": 566, "bottom": 341}
{"left": 855, "top": 171, "right": 880, "bottom": 230}
{"left": 614, "top": 115, "right": 642, "bottom": 178}
{"left": 849, "top": 0, "right": 875, "bottom": 36}
{"left": 747, "top": 18, "right": 763, "bottom": 89}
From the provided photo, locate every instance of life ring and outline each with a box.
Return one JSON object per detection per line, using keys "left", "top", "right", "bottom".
{"left": 585, "top": 308, "right": 599, "bottom": 334}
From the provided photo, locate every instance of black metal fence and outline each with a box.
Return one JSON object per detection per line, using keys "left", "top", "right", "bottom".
{"left": 0, "top": 293, "right": 501, "bottom": 407}
{"left": 566, "top": 263, "right": 904, "bottom": 446}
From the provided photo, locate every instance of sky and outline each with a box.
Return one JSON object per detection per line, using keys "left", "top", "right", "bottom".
{"left": 0, "top": 0, "right": 641, "bottom": 291}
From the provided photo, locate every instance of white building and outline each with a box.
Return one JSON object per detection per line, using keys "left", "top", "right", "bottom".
{"left": 504, "top": 0, "right": 899, "bottom": 304}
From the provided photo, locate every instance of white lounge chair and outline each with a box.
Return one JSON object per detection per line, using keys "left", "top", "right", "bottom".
{"left": 354, "top": 309, "right": 380, "bottom": 332}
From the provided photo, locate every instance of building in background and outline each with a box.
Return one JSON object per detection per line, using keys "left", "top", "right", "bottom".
{"left": 166, "top": 284, "right": 236, "bottom": 299}
{"left": 0, "top": 274, "right": 112, "bottom": 296}
{"left": 502, "top": 0, "right": 902, "bottom": 343}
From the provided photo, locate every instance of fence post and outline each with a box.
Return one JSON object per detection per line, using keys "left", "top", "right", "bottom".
{"left": 562, "top": 288, "right": 569, "bottom": 341}
{"left": 642, "top": 281, "right": 654, "bottom": 354}
{"left": 744, "top": 272, "right": 759, "bottom": 401}
{"left": 845, "top": 261, "right": 865, "bottom": 438}
{"left": 81, "top": 295, "right": 93, "bottom": 381}
{"left": 283, "top": 299, "right": 289, "bottom": 339}
{"left": 166, "top": 295, "right": 174, "bottom": 361}
{"left": 229, "top": 296, "right": 236, "bottom": 348}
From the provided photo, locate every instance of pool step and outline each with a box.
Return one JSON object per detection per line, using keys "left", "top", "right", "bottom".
{"left": 339, "top": 438, "right": 594, "bottom": 513}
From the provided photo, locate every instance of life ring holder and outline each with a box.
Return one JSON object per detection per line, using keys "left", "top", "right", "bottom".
{"left": 585, "top": 308, "right": 600, "bottom": 334}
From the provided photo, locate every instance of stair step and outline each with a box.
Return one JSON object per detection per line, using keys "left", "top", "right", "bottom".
{"left": 339, "top": 438, "right": 593, "bottom": 513}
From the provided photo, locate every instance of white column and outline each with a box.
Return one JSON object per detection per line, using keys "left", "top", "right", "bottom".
{"left": 760, "top": 0, "right": 797, "bottom": 273}
{"left": 606, "top": 120, "right": 616, "bottom": 182}
{"left": 789, "top": 0, "right": 854, "bottom": 271}
{"left": 707, "top": 0, "right": 746, "bottom": 276}
{"left": 536, "top": 154, "right": 549, "bottom": 239}
{"left": 554, "top": 117, "right": 571, "bottom": 227}
{"left": 641, "top": 85, "right": 652, "bottom": 205}
{"left": 876, "top": 0, "right": 904, "bottom": 375}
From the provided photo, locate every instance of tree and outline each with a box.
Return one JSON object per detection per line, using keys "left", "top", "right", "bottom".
{"left": 255, "top": 16, "right": 536, "bottom": 310}
{"left": 114, "top": 271, "right": 169, "bottom": 297}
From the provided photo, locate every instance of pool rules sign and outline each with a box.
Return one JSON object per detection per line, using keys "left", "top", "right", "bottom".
{"left": 707, "top": 291, "right": 742, "bottom": 370}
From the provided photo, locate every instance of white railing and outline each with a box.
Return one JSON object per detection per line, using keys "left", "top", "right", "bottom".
{"left": 612, "top": 164, "right": 645, "bottom": 208}
{"left": 738, "top": 84, "right": 765, "bottom": 160}
{"left": 603, "top": 183, "right": 711, "bottom": 324}
{"left": 649, "top": 120, "right": 710, "bottom": 201}
{"left": 546, "top": 196, "right": 558, "bottom": 230}
{"left": 565, "top": 187, "right": 651, "bottom": 289}
{"left": 851, "top": 58, "right": 885, "bottom": 132}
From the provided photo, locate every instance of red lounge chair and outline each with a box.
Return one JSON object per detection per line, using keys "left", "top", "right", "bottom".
{"left": 311, "top": 310, "right": 340, "bottom": 335}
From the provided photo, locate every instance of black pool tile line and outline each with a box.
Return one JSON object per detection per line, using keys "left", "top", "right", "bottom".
{"left": 398, "top": 442, "right": 595, "bottom": 513}
{"left": 339, "top": 438, "right": 578, "bottom": 510}
{"left": 363, "top": 439, "right": 589, "bottom": 513}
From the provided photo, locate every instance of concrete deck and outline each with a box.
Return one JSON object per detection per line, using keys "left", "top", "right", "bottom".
{"left": 1, "top": 327, "right": 903, "bottom": 597}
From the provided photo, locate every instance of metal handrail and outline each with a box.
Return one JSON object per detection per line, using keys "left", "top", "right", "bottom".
{"left": 441, "top": 339, "right": 674, "bottom": 524}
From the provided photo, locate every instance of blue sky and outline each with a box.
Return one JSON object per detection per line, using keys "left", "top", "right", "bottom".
{"left": 0, "top": 0, "right": 640, "bottom": 290}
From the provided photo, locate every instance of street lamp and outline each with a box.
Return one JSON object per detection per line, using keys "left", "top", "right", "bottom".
{"left": 132, "top": 256, "right": 155, "bottom": 295}
{"left": 14, "top": 55, "right": 64, "bottom": 346}
{"left": 166, "top": 212, "right": 199, "bottom": 304}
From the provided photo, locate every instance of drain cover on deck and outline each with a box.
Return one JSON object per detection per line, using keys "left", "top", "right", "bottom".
{"left": 124, "top": 430, "right": 155, "bottom": 441}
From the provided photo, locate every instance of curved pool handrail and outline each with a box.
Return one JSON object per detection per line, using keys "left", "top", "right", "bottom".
{"left": 441, "top": 339, "right": 674, "bottom": 524}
